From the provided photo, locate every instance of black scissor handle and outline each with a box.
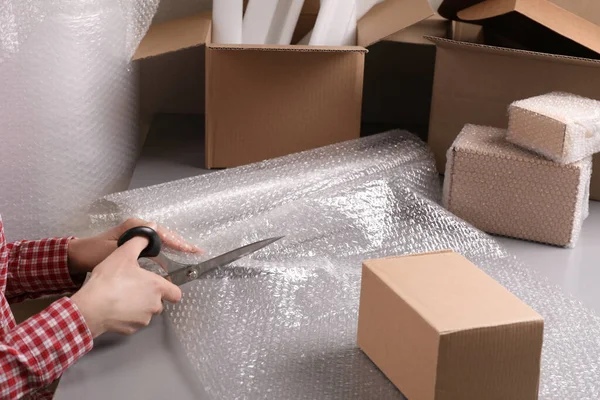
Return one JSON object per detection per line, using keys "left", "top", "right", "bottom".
{"left": 117, "top": 226, "right": 162, "bottom": 259}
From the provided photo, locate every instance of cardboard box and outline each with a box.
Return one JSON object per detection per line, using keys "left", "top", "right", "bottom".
{"left": 427, "top": 0, "right": 600, "bottom": 200}
{"left": 437, "top": 0, "right": 600, "bottom": 26}
{"left": 358, "top": 250, "right": 544, "bottom": 400}
{"left": 507, "top": 92, "right": 600, "bottom": 165}
{"left": 444, "top": 124, "right": 591, "bottom": 247}
{"left": 134, "top": 0, "right": 435, "bottom": 169}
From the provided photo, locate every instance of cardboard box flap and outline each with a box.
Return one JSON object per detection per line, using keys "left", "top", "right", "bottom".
{"left": 386, "top": 14, "right": 452, "bottom": 45}
{"left": 550, "top": 0, "right": 600, "bottom": 26}
{"left": 365, "top": 251, "right": 542, "bottom": 333}
{"left": 438, "top": 0, "right": 483, "bottom": 20}
{"left": 426, "top": 36, "right": 600, "bottom": 68}
{"left": 357, "top": 0, "right": 434, "bottom": 47}
{"left": 133, "top": 13, "right": 211, "bottom": 61}
{"left": 207, "top": 43, "right": 367, "bottom": 53}
{"left": 438, "top": 0, "right": 600, "bottom": 25}
{"left": 457, "top": 0, "right": 600, "bottom": 58}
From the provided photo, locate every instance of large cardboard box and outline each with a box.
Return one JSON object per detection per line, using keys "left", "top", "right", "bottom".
{"left": 358, "top": 251, "right": 544, "bottom": 400}
{"left": 444, "top": 124, "right": 591, "bottom": 248}
{"left": 134, "top": 0, "right": 435, "bottom": 169}
{"left": 427, "top": 0, "right": 600, "bottom": 200}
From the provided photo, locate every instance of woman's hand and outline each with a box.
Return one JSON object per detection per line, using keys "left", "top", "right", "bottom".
{"left": 67, "top": 218, "right": 202, "bottom": 280}
{"left": 71, "top": 235, "right": 183, "bottom": 338}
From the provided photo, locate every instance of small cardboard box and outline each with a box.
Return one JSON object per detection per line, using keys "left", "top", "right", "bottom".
{"left": 357, "top": 250, "right": 544, "bottom": 400}
{"left": 426, "top": 0, "right": 600, "bottom": 200}
{"left": 444, "top": 124, "right": 591, "bottom": 247}
{"left": 134, "top": 0, "right": 435, "bottom": 169}
{"left": 507, "top": 92, "right": 600, "bottom": 165}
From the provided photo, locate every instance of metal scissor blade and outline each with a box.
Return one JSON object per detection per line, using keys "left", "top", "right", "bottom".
{"left": 166, "top": 236, "right": 283, "bottom": 286}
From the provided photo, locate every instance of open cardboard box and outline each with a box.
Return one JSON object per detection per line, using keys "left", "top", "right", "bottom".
{"left": 427, "top": 0, "right": 600, "bottom": 200}
{"left": 134, "top": 0, "right": 436, "bottom": 169}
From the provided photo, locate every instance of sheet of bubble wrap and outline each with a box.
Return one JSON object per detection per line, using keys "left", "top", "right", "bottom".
{"left": 88, "top": 131, "right": 600, "bottom": 400}
{"left": 0, "top": 0, "right": 159, "bottom": 240}
{"left": 444, "top": 124, "right": 591, "bottom": 248}
{"left": 507, "top": 92, "right": 600, "bottom": 164}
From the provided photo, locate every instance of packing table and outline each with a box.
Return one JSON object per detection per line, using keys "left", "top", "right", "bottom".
{"left": 54, "top": 203, "right": 600, "bottom": 400}
{"left": 54, "top": 118, "right": 600, "bottom": 399}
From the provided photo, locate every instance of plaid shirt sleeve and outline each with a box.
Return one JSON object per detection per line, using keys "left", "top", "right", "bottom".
{"left": 4, "top": 237, "right": 80, "bottom": 302}
{"left": 0, "top": 297, "right": 93, "bottom": 399}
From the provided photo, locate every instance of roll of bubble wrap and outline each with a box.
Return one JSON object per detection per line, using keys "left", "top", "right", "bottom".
{"left": 89, "top": 131, "right": 600, "bottom": 399}
{"left": 508, "top": 92, "right": 600, "bottom": 164}
{"left": 0, "top": 0, "right": 159, "bottom": 240}
{"left": 444, "top": 124, "right": 591, "bottom": 248}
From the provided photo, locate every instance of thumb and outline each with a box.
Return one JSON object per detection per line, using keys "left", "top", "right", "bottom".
{"left": 155, "top": 276, "right": 183, "bottom": 303}
{"left": 116, "top": 236, "right": 151, "bottom": 260}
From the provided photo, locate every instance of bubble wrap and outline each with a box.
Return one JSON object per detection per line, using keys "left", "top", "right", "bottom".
{"left": 0, "top": 0, "right": 159, "bottom": 62}
{"left": 0, "top": 0, "right": 159, "bottom": 240}
{"left": 444, "top": 124, "right": 591, "bottom": 248}
{"left": 507, "top": 92, "right": 600, "bottom": 164}
{"left": 88, "top": 131, "right": 600, "bottom": 399}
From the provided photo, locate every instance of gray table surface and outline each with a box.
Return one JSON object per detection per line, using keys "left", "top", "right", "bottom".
{"left": 55, "top": 117, "right": 600, "bottom": 399}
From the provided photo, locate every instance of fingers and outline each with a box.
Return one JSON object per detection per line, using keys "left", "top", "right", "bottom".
{"left": 112, "top": 218, "right": 157, "bottom": 240}
{"left": 119, "top": 326, "right": 138, "bottom": 336}
{"left": 118, "top": 218, "right": 202, "bottom": 254}
{"left": 156, "top": 227, "right": 204, "bottom": 254}
{"left": 156, "top": 276, "right": 183, "bottom": 303}
{"left": 118, "top": 321, "right": 149, "bottom": 336}
{"left": 153, "top": 300, "right": 164, "bottom": 315}
{"left": 140, "top": 268, "right": 182, "bottom": 303}
{"left": 116, "top": 236, "right": 150, "bottom": 259}
{"left": 122, "top": 217, "right": 155, "bottom": 231}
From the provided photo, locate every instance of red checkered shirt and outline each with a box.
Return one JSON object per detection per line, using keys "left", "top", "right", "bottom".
{"left": 0, "top": 217, "right": 93, "bottom": 399}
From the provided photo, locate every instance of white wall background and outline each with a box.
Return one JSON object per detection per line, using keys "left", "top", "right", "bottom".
{"left": 153, "top": 0, "right": 213, "bottom": 23}
{"left": 152, "top": 0, "right": 442, "bottom": 24}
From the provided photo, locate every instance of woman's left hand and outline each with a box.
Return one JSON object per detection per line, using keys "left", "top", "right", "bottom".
{"left": 67, "top": 218, "right": 202, "bottom": 278}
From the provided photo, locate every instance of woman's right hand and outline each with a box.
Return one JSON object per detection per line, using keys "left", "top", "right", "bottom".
{"left": 71, "top": 235, "right": 182, "bottom": 338}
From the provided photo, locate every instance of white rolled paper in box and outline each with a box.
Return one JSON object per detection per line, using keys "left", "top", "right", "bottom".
{"left": 243, "top": 0, "right": 306, "bottom": 45}
{"left": 0, "top": 0, "right": 159, "bottom": 240}
{"left": 212, "top": 0, "right": 243, "bottom": 44}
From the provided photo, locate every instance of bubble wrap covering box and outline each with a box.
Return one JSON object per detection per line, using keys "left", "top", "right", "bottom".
{"left": 507, "top": 92, "right": 600, "bottom": 164}
{"left": 0, "top": 0, "right": 160, "bottom": 240}
{"left": 89, "top": 132, "right": 600, "bottom": 399}
{"left": 444, "top": 124, "right": 591, "bottom": 248}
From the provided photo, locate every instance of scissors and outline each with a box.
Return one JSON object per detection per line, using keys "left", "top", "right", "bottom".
{"left": 117, "top": 226, "right": 282, "bottom": 286}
